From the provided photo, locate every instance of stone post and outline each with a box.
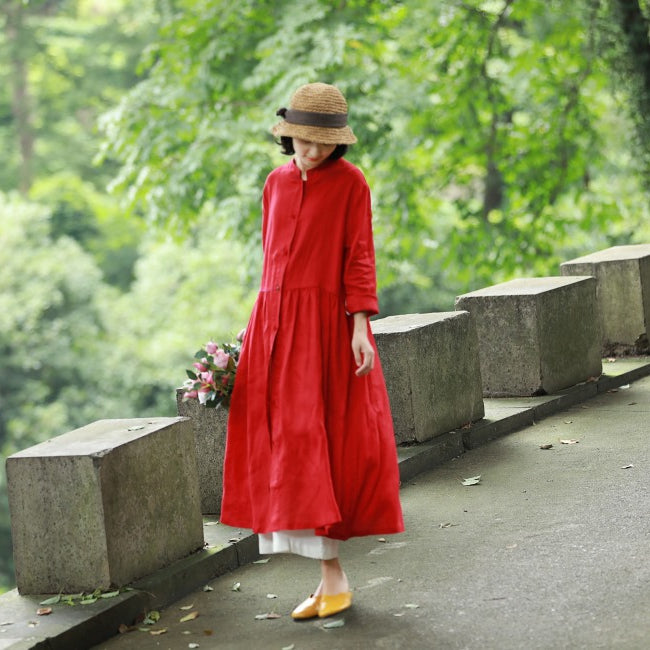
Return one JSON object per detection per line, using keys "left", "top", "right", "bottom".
{"left": 561, "top": 244, "right": 650, "bottom": 355}
{"left": 372, "top": 311, "right": 485, "bottom": 443}
{"left": 456, "top": 276, "right": 602, "bottom": 396}
{"left": 7, "top": 417, "right": 204, "bottom": 594}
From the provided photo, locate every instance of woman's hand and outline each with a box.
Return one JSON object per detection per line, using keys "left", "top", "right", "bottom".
{"left": 351, "top": 312, "right": 375, "bottom": 376}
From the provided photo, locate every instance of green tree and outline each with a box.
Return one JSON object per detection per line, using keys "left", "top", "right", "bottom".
{"left": 0, "top": 193, "right": 257, "bottom": 590}
{"left": 0, "top": 0, "right": 158, "bottom": 289}
{"left": 0, "top": 192, "right": 108, "bottom": 588}
{"left": 603, "top": 0, "right": 650, "bottom": 185}
{"left": 100, "top": 0, "right": 649, "bottom": 303}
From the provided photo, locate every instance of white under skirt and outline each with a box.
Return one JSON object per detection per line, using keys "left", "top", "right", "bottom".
{"left": 258, "top": 529, "right": 339, "bottom": 560}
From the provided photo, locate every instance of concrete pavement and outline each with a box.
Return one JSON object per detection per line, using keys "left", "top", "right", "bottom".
{"left": 94, "top": 365, "right": 650, "bottom": 650}
{"left": 1, "top": 359, "right": 648, "bottom": 649}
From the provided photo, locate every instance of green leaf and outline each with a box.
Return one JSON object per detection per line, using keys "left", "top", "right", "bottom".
{"left": 100, "top": 590, "right": 121, "bottom": 599}
{"left": 322, "top": 618, "right": 345, "bottom": 628}
{"left": 186, "top": 370, "right": 198, "bottom": 380}
{"left": 39, "top": 594, "right": 61, "bottom": 606}
{"left": 142, "top": 610, "right": 161, "bottom": 625}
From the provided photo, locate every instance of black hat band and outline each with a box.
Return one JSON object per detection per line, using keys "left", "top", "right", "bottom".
{"left": 283, "top": 108, "right": 348, "bottom": 128}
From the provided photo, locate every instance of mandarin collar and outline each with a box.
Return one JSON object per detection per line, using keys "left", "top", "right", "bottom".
{"left": 289, "top": 157, "right": 340, "bottom": 180}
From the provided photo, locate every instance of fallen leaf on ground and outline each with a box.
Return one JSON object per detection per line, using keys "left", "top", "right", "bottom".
{"left": 231, "top": 582, "right": 241, "bottom": 592}
{"left": 377, "top": 537, "right": 387, "bottom": 542}
{"left": 282, "top": 645, "right": 296, "bottom": 650}
{"left": 142, "top": 611, "right": 160, "bottom": 625}
{"left": 563, "top": 420, "right": 573, "bottom": 424}
{"left": 39, "top": 595, "right": 61, "bottom": 606}
{"left": 439, "top": 522, "right": 458, "bottom": 528}
{"left": 628, "top": 402, "right": 637, "bottom": 406}
{"left": 621, "top": 464, "right": 634, "bottom": 469}
{"left": 322, "top": 618, "right": 345, "bottom": 628}
{"left": 606, "top": 358, "right": 617, "bottom": 363}
{"left": 36, "top": 608, "right": 52, "bottom": 616}
{"left": 180, "top": 611, "right": 199, "bottom": 623}
{"left": 254, "top": 612, "right": 281, "bottom": 620}
{"left": 0, "top": 622, "right": 13, "bottom": 627}
{"left": 368, "top": 541, "right": 407, "bottom": 555}
{"left": 28, "top": 622, "right": 38, "bottom": 628}
{"left": 357, "top": 576, "right": 394, "bottom": 590}
{"left": 180, "top": 604, "right": 194, "bottom": 610}
{"left": 461, "top": 475, "right": 481, "bottom": 486}
{"left": 149, "top": 628, "right": 167, "bottom": 636}
{"left": 560, "top": 439, "right": 579, "bottom": 444}
{"left": 188, "top": 644, "right": 200, "bottom": 649}
{"left": 202, "top": 585, "right": 214, "bottom": 592}
{"left": 506, "top": 543, "right": 518, "bottom": 549}
{"left": 127, "top": 425, "right": 145, "bottom": 431}
{"left": 227, "top": 537, "right": 240, "bottom": 543}
{"left": 539, "top": 444, "right": 553, "bottom": 450}
{"left": 203, "top": 629, "right": 213, "bottom": 636}
{"left": 404, "top": 603, "right": 419, "bottom": 609}
{"left": 100, "top": 590, "right": 121, "bottom": 599}
{"left": 253, "top": 558, "right": 270, "bottom": 564}
{"left": 266, "top": 593, "right": 278, "bottom": 599}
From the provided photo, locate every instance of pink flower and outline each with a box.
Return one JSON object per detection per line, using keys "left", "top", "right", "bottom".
{"left": 214, "top": 350, "right": 230, "bottom": 370}
{"left": 205, "top": 341, "right": 218, "bottom": 356}
{"left": 183, "top": 389, "right": 198, "bottom": 400}
{"left": 193, "top": 361, "right": 208, "bottom": 373}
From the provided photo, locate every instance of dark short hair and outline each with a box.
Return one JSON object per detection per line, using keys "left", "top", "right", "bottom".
{"left": 278, "top": 136, "right": 348, "bottom": 160}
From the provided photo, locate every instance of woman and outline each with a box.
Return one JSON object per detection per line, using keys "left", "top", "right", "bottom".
{"left": 220, "top": 82, "right": 404, "bottom": 620}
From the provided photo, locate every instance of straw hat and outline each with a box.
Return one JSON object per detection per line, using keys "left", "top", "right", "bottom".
{"left": 271, "top": 82, "right": 357, "bottom": 145}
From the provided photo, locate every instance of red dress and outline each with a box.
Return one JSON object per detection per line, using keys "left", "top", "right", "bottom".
{"left": 220, "top": 157, "right": 404, "bottom": 541}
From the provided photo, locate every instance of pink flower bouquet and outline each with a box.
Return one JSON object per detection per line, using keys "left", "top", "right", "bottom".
{"left": 181, "top": 340, "right": 241, "bottom": 408}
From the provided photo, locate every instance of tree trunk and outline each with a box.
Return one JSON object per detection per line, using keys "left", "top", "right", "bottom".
{"left": 612, "top": 0, "right": 650, "bottom": 180}
{"left": 5, "top": 1, "right": 34, "bottom": 194}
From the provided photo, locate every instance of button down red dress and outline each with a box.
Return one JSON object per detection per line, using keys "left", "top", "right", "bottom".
{"left": 220, "top": 157, "right": 404, "bottom": 541}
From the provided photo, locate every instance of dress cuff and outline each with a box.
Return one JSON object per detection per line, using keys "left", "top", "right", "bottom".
{"left": 345, "top": 294, "right": 379, "bottom": 317}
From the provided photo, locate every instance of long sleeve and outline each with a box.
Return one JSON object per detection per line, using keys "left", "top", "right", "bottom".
{"left": 343, "top": 179, "right": 379, "bottom": 316}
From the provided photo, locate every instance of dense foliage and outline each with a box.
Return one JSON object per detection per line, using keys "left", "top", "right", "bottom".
{"left": 1, "top": 0, "right": 650, "bottom": 591}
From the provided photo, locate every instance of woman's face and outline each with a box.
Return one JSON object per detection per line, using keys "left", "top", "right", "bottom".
{"left": 292, "top": 138, "right": 336, "bottom": 173}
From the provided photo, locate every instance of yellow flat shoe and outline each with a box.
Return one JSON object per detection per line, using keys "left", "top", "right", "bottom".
{"left": 291, "top": 594, "right": 321, "bottom": 620}
{"left": 318, "top": 591, "right": 352, "bottom": 618}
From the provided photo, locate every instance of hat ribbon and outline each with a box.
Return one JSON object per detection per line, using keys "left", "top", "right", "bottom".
{"left": 278, "top": 107, "right": 348, "bottom": 128}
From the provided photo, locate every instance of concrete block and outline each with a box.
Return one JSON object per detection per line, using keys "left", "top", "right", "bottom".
{"left": 371, "top": 312, "right": 485, "bottom": 443}
{"left": 6, "top": 418, "right": 204, "bottom": 595}
{"left": 455, "top": 277, "right": 602, "bottom": 397}
{"left": 561, "top": 244, "right": 650, "bottom": 354}
{"left": 176, "top": 390, "right": 227, "bottom": 515}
